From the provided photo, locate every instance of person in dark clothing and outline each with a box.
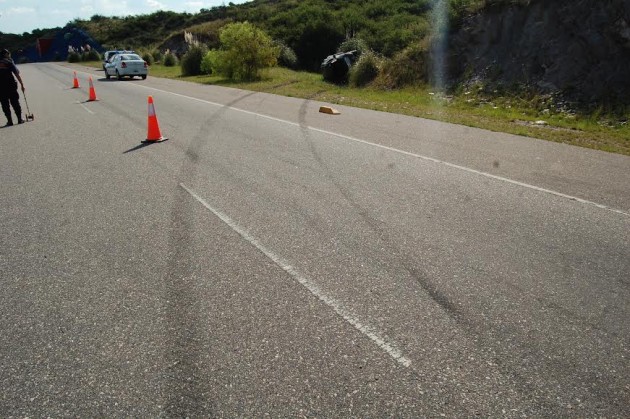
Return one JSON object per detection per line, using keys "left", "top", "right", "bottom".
{"left": 0, "top": 49, "right": 25, "bottom": 127}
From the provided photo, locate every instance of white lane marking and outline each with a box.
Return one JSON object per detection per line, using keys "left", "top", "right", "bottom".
{"left": 129, "top": 84, "right": 630, "bottom": 218}
{"left": 309, "top": 129, "right": 630, "bottom": 218}
{"left": 180, "top": 182, "right": 412, "bottom": 368}
{"left": 77, "top": 101, "right": 94, "bottom": 114}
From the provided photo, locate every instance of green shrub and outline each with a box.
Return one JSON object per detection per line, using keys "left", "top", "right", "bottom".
{"left": 200, "top": 50, "right": 220, "bottom": 75}
{"left": 337, "top": 38, "right": 369, "bottom": 59}
{"left": 349, "top": 51, "right": 381, "bottom": 87}
{"left": 163, "top": 52, "right": 178, "bottom": 67}
{"left": 152, "top": 49, "right": 163, "bottom": 63}
{"left": 213, "top": 22, "right": 279, "bottom": 81}
{"left": 375, "top": 39, "right": 429, "bottom": 88}
{"left": 142, "top": 52, "right": 155, "bottom": 65}
{"left": 276, "top": 42, "right": 298, "bottom": 69}
{"left": 181, "top": 44, "right": 208, "bottom": 76}
{"left": 67, "top": 51, "right": 81, "bottom": 63}
{"left": 84, "top": 49, "right": 101, "bottom": 62}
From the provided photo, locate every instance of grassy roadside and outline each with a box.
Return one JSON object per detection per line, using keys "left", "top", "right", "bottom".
{"left": 83, "top": 62, "right": 630, "bottom": 156}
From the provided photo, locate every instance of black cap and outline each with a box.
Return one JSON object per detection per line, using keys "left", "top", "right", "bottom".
{"left": 0, "top": 49, "right": 9, "bottom": 56}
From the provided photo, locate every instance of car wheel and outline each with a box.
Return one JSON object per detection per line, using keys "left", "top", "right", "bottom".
{"left": 105, "top": 72, "right": 110, "bottom": 80}
{"left": 141, "top": 75, "right": 147, "bottom": 80}
{"left": 116, "top": 70, "right": 122, "bottom": 80}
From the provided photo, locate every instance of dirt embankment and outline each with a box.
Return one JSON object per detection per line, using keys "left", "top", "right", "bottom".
{"left": 448, "top": 0, "right": 630, "bottom": 107}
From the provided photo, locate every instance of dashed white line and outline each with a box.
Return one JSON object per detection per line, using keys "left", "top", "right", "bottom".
{"left": 308, "top": 129, "right": 630, "bottom": 217}
{"left": 179, "top": 182, "right": 412, "bottom": 368}
{"left": 77, "top": 101, "right": 95, "bottom": 114}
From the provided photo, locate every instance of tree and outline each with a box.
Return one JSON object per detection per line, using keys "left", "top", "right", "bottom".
{"left": 211, "top": 22, "right": 279, "bottom": 81}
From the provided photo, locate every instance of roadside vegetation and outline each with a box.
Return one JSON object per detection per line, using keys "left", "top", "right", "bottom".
{"left": 11, "top": 0, "right": 626, "bottom": 155}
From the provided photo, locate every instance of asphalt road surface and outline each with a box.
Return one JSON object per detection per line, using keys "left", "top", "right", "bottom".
{"left": 1, "top": 63, "right": 628, "bottom": 417}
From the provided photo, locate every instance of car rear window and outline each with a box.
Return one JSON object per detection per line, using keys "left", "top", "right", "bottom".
{"left": 121, "top": 54, "right": 141, "bottom": 60}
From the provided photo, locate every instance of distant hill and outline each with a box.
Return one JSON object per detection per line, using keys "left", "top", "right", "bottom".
{"left": 3, "top": 1, "right": 497, "bottom": 67}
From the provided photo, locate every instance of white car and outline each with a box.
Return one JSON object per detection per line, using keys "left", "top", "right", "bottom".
{"left": 104, "top": 53, "right": 148, "bottom": 80}
{"left": 102, "top": 50, "right": 134, "bottom": 70}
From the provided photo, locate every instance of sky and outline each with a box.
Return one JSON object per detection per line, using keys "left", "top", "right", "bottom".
{"left": 0, "top": 0, "right": 248, "bottom": 35}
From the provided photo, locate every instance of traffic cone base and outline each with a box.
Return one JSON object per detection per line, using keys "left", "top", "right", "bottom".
{"left": 145, "top": 96, "right": 167, "bottom": 142}
{"left": 142, "top": 137, "right": 168, "bottom": 143}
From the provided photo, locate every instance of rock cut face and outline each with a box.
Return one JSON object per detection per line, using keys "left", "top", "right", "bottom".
{"left": 448, "top": 0, "right": 630, "bottom": 105}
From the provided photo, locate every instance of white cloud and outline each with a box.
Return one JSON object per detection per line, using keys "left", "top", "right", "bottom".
{"left": 146, "top": 0, "right": 165, "bottom": 9}
{"left": 8, "top": 7, "right": 35, "bottom": 14}
{"left": 95, "top": 0, "right": 131, "bottom": 15}
{"left": 185, "top": 2, "right": 203, "bottom": 8}
{"left": 80, "top": 5, "right": 94, "bottom": 14}
{"left": 50, "top": 9, "right": 73, "bottom": 15}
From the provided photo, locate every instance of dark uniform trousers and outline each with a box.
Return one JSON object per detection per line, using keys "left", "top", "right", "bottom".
{"left": 0, "top": 58, "right": 22, "bottom": 123}
{"left": 0, "top": 89, "right": 21, "bottom": 122}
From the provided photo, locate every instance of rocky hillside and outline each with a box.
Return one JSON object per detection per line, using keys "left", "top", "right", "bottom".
{"left": 448, "top": 0, "right": 630, "bottom": 106}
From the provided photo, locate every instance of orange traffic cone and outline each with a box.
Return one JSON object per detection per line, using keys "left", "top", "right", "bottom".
{"left": 145, "top": 96, "right": 167, "bottom": 142}
{"left": 72, "top": 71, "right": 80, "bottom": 88}
{"left": 87, "top": 76, "right": 98, "bottom": 101}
